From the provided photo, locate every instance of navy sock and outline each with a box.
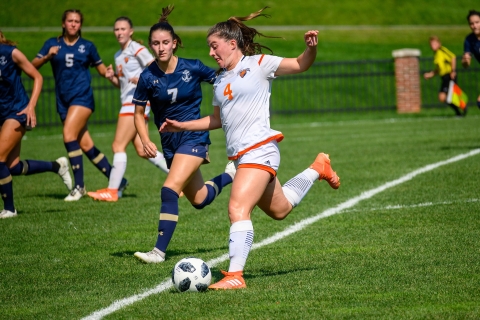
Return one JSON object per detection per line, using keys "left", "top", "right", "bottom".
{"left": 84, "top": 146, "right": 111, "bottom": 179}
{"left": 65, "top": 141, "right": 84, "bottom": 188}
{"left": 155, "top": 187, "right": 179, "bottom": 253}
{"left": 0, "top": 162, "right": 15, "bottom": 212}
{"left": 193, "top": 172, "right": 233, "bottom": 209}
{"left": 9, "top": 160, "right": 57, "bottom": 176}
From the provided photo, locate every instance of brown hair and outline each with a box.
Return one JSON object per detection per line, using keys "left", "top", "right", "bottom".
{"left": 0, "top": 30, "right": 16, "bottom": 46}
{"left": 114, "top": 16, "right": 143, "bottom": 45}
{"left": 58, "top": 9, "right": 83, "bottom": 41}
{"left": 467, "top": 9, "right": 480, "bottom": 22}
{"left": 148, "top": 4, "right": 183, "bottom": 53}
{"left": 207, "top": 7, "right": 280, "bottom": 56}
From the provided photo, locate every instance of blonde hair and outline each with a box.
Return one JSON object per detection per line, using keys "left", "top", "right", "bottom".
{"left": 0, "top": 30, "right": 16, "bottom": 46}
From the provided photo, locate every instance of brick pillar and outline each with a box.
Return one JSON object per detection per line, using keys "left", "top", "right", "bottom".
{"left": 392, "top": 49, "right": 422, "bottom": 113}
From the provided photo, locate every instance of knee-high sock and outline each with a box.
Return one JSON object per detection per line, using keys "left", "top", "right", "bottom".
{"left": 9, "top": 160, "right": 58, "bottom": 176}
{"left": 228, "top": 220, "right": 254, "bottom": 272}
{"left": 192, "top": 173, "right": 233, "bottom": 209}
{"left": 108, "top": 152, "right": 127, "bottom": 189}
{"left": 155, "top": 187, "right": 180, "bottom": 253}
{"left": 65, "top": 141, "right": 84, "bottom": 188}
{"left": 148, "top": 151, "right": 169, "bottom": 174}
{"left": 0, "top": 162, "right": 15, "bottom": 212}
{"left": 282, "top": 168, "right": 318, "bottom": 208}
{"left": 84, "top": 146, "right": 111, "bottom": 179}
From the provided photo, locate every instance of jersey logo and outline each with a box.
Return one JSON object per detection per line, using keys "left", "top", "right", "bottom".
{"left": 0, "top": 56, "right": 7, "bottom": 66}
{"left": 181, "top": 70, "right": 192, "bottom": 83}
{"left": 124, "top": 57, "right": 129, "bottom": 63}
{"left": 153, "top": 80, "right": 159, "bottom": 84}
{"left": 78, "top": 44, "right": 86, "bottom": 53}
{"left": 238, "top": 68, "right": 250, "bottom": 78}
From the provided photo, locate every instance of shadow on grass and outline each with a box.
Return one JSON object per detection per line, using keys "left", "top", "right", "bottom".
{"left": 110, "top": 246, "right": 228, "bottom": 259}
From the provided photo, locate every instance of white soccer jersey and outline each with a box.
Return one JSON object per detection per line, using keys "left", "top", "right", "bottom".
{"left": 114, "top": 40, "right": 154, "bottom": 115}
{"left": 213, "top": 54, "right": 284, "bottom": 159}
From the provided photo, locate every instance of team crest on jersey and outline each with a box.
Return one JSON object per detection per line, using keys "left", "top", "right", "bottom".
{"left": 78, "top": 45, "right": 86, "bottom": 53}
{"left": 238, "top": 68, "right": 250, "bottom": 78}
{"left": 124, "top": 57, "right": 129, "bottom": 63}
{"left": 182, "top": 70, "right": 192, "bottom": 82}
{"left": 0, "top": 56, "right": 7, "bottom": 65}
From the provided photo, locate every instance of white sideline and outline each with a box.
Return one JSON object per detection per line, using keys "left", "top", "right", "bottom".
{"left": 81, "top": 148, "right": 480, "bottom": 320}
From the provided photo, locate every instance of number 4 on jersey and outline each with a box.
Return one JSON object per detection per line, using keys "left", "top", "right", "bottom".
{"left": 224, "top": 83, "right": 233, "bottom": 100}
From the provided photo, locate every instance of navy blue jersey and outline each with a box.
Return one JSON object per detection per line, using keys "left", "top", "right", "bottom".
{"left": 464, "top": 33, "right": 480, "bottom": 64}
{"left": 133, "top": 58, "right": 216, "bottom": 159}
{"left": 0, "top": 44, "right": 30, "bottom": 120}
{"left": 36, "top": 37, "right": 102, "bottom": 106}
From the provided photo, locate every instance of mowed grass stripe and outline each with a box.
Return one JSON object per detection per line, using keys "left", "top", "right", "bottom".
{"left": 81, "top": 148, "right": 480, "bottom": 319}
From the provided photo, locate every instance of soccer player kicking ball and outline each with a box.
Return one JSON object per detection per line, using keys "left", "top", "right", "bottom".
{"left": 160, "top": 7, "right": 340, "bottom": 290}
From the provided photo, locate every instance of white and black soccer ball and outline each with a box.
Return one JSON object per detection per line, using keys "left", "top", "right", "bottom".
{"left": 171, "top": 257, "right": 211, "bottom": 292}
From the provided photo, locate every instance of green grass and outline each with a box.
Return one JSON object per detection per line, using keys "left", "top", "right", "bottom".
{"left": 1, "top": 110, "right": 479, "bottom": 318}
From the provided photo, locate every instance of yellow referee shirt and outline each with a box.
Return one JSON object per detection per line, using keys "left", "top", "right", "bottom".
{"left": 433, "top": 46, "right": 456, "bottom": 76}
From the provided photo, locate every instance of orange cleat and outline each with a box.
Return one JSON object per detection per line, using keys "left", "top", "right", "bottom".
{"left": 208, "top": 270, "right": 246, "bottom": 290}
{"left": 87, "top": 188, "right": 119, "bottom": 202}
{"left": 310, "top": 153, "right": 340, "bottom": 189}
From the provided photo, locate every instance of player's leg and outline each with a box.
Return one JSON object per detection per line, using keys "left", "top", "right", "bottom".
{"left": 134, "top": 153, "right": 205, "bottom": 264}
{"left": 209, "top": 167, "right": 271, "bottom": 290}
{"left": 87, "top": 115, "right": 133, "bottom": 201}
{"left": 0, "top": 119, "right": 24, "bottom": 218}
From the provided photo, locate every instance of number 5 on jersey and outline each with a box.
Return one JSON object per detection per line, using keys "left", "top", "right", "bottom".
{"left": 224, "top": 83, "right": 233, "bottom": 100}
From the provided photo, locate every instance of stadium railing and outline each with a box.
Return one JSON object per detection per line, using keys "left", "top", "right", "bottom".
{"left": 23, "top": 58, "right": 480, "bottom": 127}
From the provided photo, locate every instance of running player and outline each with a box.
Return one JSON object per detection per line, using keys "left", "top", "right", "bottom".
{"left": 87, "top": 16, "right": 168, "bottom": 202}
{"left": 32, "top": 9, "right": 114, "bottom": 201}
{"left": 462, "top": 9, "right": 480, "bottom": 109}
{"left": 423, "top": 36, "right": 465, "bottom": 116}
{"left": 0, "top": 30, "right": 72, "bottom": 218}
{"left": 132, "top": 5, "right": 235, "bottom": 264}
{"left": 160, "top": 7, "right": 340, "bottom": 289}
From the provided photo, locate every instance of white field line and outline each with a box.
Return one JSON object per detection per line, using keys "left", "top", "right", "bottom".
{"left": 341, "top": 198, "right": 480, "bottom": 213}
{"left": 81, "top": 148, "right": 480, "bottom": 320}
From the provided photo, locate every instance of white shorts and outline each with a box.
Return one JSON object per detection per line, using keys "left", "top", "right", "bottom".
{"left": 233, "top": 140, "right": 280, "bottom": 177}
{"left": 119, "top": 103, "right": 151, "bottom": 119}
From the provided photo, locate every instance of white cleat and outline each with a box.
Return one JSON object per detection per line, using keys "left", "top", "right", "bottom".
{"left": 64, "top": 186, "right": 86, "bottom": 201}
{"left": 56, "top": 157, "right": 73, "bottom": 191}
{"left": 0, "top": 209, "right": 17, "bottom": 219}
{"left": 134, "top": 248, "right": 165, "bottom": 264}
{"left": 225, "top": 161, "right": 236, "bottom": 180}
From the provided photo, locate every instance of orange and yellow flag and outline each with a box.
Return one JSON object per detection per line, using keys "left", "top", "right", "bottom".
{"left": 447, "top": 80, "right": 468, "bottom": 110}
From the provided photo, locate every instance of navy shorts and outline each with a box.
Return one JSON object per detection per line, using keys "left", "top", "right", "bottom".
{"left": 440, "top": 74, "right": 456, "bottom": 94}
{"left": 165, "top": 144, "right": 210, "bottom": 169}
{"left": 57, "top": 95, "right": 95, "bottom": 121}
{"left": 0, "top": 112, "right": 28, "bottom": 129}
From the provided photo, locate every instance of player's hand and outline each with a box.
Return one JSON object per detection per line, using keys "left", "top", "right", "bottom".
{"left": 129, "top": 77, "right": 139, "bottom": 84}
{"left": 450, "top": 71, "right": 456, "bottom": 79}
{"left": 47, "top": 46, "right": 60, "bottom": 59}
{"left": 462, "top": 53, "right": 471, "bottom": 68}
{"left": 159, "top": 118, "right": 183, "bottom": 133}
{"left": 423, "top": 71, "right": 434, "bottom": 80}
{"left": 17, "top": 104, "right": 36, "bottom": 129}
{"left": 105, "top": 65, "right": 115, "bottom": 79}
{"left": 304, "top": 30, "right": 319, "bottom": 47}
{"left": 142, "top": 140, "right": 158, "bottom": 158}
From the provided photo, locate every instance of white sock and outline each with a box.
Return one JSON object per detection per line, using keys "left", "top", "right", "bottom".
{"left": 108, "top": 152, "right": 127, "bottom": 189}
{"left": 228, "top": 220, "right": 254, "bottom": 273}
{"left": 148, "top": 151, "right": 169, "bottom": 174}
{"left": 282, "top": 168, "right": 318, "bottom": 207}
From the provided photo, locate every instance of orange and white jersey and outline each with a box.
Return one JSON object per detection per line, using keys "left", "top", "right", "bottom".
{"left": 115, "top": 40, "right": 154, "bottom": 117}
{"left": 213, "top": 54, "right": 284, "bottom": 160}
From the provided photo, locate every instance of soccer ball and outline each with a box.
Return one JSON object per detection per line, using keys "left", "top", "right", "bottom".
{"left": 171, "top": 257, "right": 211, "bottom": 292}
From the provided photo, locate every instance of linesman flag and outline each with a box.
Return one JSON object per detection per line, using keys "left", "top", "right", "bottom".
{"left": 447, "top": 80, "right": 468, "bottom": 110}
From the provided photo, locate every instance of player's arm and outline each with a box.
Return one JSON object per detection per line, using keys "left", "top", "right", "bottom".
{"left": 462, "top": 39, "right": 472, "bottom": 68}
{"left": 275, "top": 30, "right": 318, "bottom": 76}
{"left": 95, "top": 63, "right": 108, "bottom": 77}
{"left": 105, "top": 64, "right": 120, "bottom": 88}
{"left": 31, "top": 45, "right": 59, "bottom": 69}
{"left": 13, "top": 48, "right": 43, "bottom": 128}
{"left": 134, "top": 104, "right": 157, "bottom": 158}
{"left": 160, "top": 106, "right": 222, "bottom": 133}
{"left": 450, "top": 54, "right": 457, "bottom": 79}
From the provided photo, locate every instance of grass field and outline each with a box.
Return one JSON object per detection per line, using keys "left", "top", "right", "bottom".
{"left": 1, "top": 110, "right": 479, "bottom": 319}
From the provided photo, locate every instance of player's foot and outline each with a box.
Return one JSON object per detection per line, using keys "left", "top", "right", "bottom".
{"left": 118, "top": 178, "right": 128, "bottom": 198}
{"left": 310, "top": 153, "right": 340, "bottom": 189}
{"left": 134, "top": 248, "right": 165, "bottom": 264}
{"left": 87, "top": 188, "right": 118, "bottom": 202}
{"left": 56, "top": 157, "right": 73, "bottom": 191}
{"left": 225, "top": 161, "right": 236, "bottom": 180}
{"left": 0, "top": 209, "right": 17, "bottom": 219}
{"left": 209, "top": 270, "right": 246, "bottom": 290}
{"left": 64, "top": 186, "right": 86, "bottom": 201}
